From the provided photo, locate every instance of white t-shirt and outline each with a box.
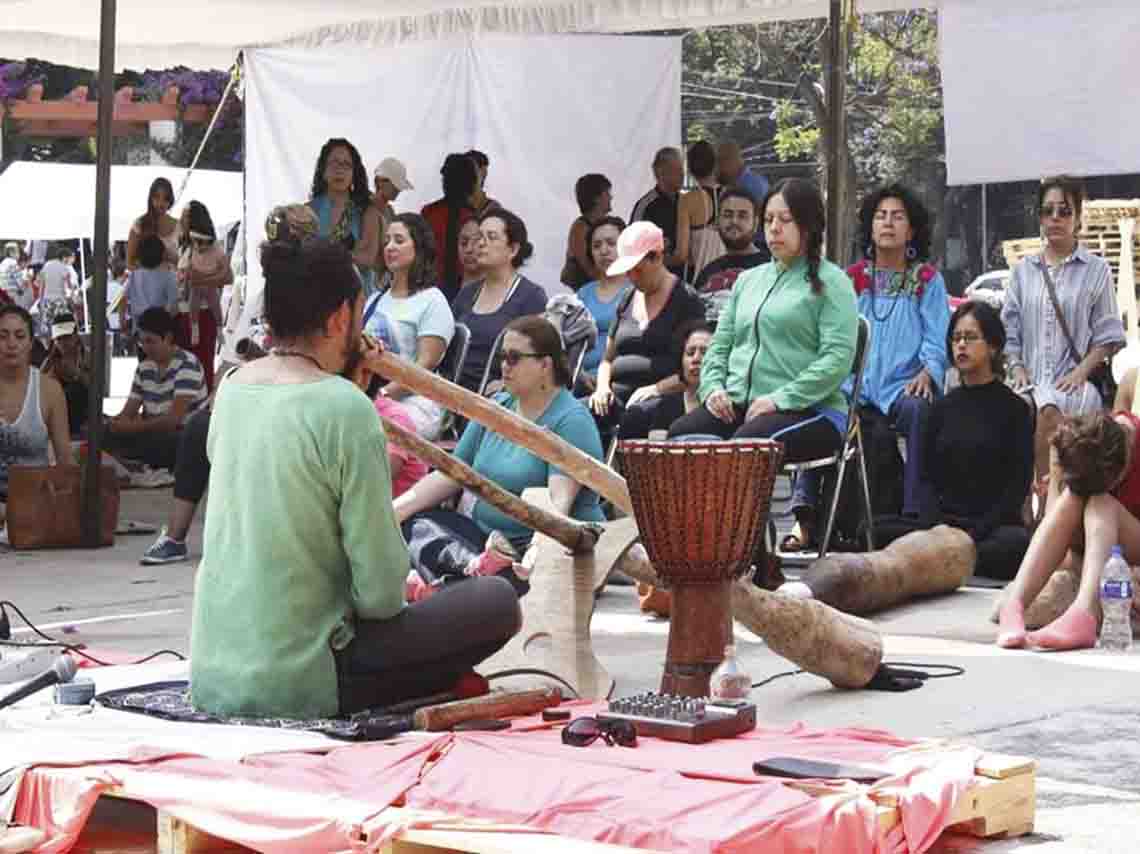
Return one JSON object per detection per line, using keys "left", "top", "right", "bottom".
{"left": 39, "top": 259, "right": 74, "bottom": 302}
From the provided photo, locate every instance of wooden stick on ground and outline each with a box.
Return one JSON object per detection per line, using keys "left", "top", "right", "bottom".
{"left": 381, "top": 415, "right": 602, "bottom": 553}
{"left": 373, "top": 351, "right": 634, "bottom": 515}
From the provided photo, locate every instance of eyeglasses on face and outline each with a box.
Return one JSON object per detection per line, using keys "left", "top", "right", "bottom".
{"left": 560, "top": 716, "right": 638, "bottom": 748}
{"left": 1039, "top": 203, "right": 1073, "bottom": 219}
{"left": 499, "top": 349, "right": 544, "bottom": 366}
{"left": 873, "top": 210, "right": 909, "bottom": 223}
{"left": 950, "top": 332, "right": 984, "bottom": 345}
{"left": 327, "top": 158, "right": 354, "bottom": 172}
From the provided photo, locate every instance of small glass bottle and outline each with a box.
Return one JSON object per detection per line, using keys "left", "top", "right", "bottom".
{"left": 710, "top": 645, "right": 751, "bottom": 700}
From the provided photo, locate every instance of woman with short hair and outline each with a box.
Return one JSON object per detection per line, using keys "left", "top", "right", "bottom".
{"left": 560, "top": 173, "right": 613, "bottom": 290}
{"left": 451, "top": 209, "right": 548, "bottom": 393}
{"left": 364, "top": 213, "right": 455, "bottom": 439}
{"left": 1002, "top": 175, "right": 1125, "bottom": 512}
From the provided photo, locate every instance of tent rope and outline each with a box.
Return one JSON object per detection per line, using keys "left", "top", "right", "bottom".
{"left": 175, "top": 62, "right": 241, "bottom": 204}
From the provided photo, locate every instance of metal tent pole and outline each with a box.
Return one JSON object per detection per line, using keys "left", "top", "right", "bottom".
{"left": 824, "top": 0, "right": 850, "bottom": 262}
{"left": 82, "top": 0, "right": 116, "bottom": 547}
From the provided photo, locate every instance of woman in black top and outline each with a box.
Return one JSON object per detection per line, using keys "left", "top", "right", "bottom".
{"left": 874, "top": 301, "right": 1033, "bottom": 579}
{"left": 618, "top": 320, "right": 712, "bottom": 440}
{"left": 588, "top": 221, "right": 705, "bottom": 434}
{"left": 451, "top": 209, "right": 547, "bottom": 393}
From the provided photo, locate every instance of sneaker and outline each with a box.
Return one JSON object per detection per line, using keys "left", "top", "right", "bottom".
{"left": 140, "top": 530, "right": 189, "bottom": 565}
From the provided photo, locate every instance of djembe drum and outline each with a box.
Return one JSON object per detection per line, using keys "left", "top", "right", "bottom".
{"left": 619, "top": 439, "right": 785, "bottom": 697}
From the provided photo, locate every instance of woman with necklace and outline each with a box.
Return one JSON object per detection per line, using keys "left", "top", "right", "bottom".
{"left": 363, "top": 213, "right": 454, "bottom": 439}
{"left": 588, "top": 221, "right": 704, "bottom": 437}
{"left": 451, "top": 209, "right": 547, "bottom": 393}
{"left": 395, "top": 315, "right": 605, "bottom": 596}
{"left": 783, "top": 184, "right": 949, "bottom": 551}
{"left": 856, "top": 302, "right": 1033, "bottom": 582}
{"left": 1002, "top": 175, "right": 1124, "bottom": 517}
{"left": 307, "top": 138, "right": 381, "bottom": 293}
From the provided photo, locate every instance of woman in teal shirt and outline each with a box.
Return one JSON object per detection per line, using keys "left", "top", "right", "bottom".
{"left": 395, "top": 315, "right": 605, "bottom": 595}
{"left": 669, "top": 178, "right": 857, "bottom": 461}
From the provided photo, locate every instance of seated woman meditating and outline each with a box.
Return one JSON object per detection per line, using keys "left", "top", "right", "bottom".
{"left": 451, "top": 209, "right": 548, "bottom": 393}
{"left": 618, "top": 320, "right": 712, "bottom": 441}
{"left": 874, "top": 301, "right": 1033, "bottom": 579}
{"left": 395, "top": 315, "right": 605, "bottom": 596}
{"left": 996, "top": 409, "right": 1140, "bottom": 651}
{"left": 588, "top": 221, "right": 704, "bottom": 437}
{"left": 191, "top": 235, "right": 519, "bottom": 719}
{"left": 668, "top": 178, "right": 857, "bottom": 466}
{"left": 363, "top": 213, "right": 455, "bottom": 439}
{"left": 0, "top": 304, "right": 71, "bottom": 521}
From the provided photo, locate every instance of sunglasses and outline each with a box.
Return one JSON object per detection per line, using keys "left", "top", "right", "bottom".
{"left": 499, "top": 349, "right": 545, "bottom": 366}
{"left": 561, "top": 716, "right": 638, "bottom": 748}
{"left": 1039, "top": 203, "right": 1074, "bottom": 219}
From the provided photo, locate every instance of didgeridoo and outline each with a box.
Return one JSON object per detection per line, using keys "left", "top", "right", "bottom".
{"left": 802, "top": 525, "right": 975, "bottom": 616}
{"left": 381, "top": 415, "right": 602, "bottom": 553}
{"left": 414, "top": 688, "right": 562, "bottom": 731}
{"left": 616, "top": 545, "right": 883, "bottom": 689}
{"left": 372, "top": 351, "right": 633, "bottom": 515}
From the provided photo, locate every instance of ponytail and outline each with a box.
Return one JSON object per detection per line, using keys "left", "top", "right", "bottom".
{"left": 805, "top": 230, "right": 824, "bottom": 295}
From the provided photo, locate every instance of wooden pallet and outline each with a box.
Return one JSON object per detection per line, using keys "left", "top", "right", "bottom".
{"left": 68, "top": 752, "right": 1034, "bottom": 854}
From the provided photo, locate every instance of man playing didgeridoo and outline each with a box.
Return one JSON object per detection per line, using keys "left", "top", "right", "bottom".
{"left": 997, "top": 410, "right": 1140, "bottom": 651}
{"left": 190, "top": 234, "right": 520, "bottom": 719}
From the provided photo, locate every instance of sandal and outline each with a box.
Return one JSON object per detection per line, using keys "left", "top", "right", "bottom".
{"left": 778, "top": 521, "right": 815, "bottom": 553}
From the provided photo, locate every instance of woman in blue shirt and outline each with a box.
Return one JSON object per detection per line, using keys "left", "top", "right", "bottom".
{"left": 395, "top": 315, "right": 604, "bottom": 595}
{"left": 576, "top": 215, "right": 631, "bottom": 390}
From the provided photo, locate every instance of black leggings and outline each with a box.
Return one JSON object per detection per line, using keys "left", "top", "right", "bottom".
{"left": 874, "top": 516, "right": 1030, "bottom": 581}
{"left": 173, "top": 407, "right": 211, "bottom": 503}
{"left": 402, "top": 509, "right": 530, "bottom": 596}
{"left": 335, "top": 575, "right": 521, "bottom": 713}
{"left": 667, "top": 405, "right": 842, "bottom": 463}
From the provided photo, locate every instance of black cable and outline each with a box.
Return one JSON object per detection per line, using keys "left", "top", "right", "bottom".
{"left": 751, "top": 668, "right": 803, "bottom": 689}
{"left": 880, "top": 662, "right": 966, "bottom": 680}
{"left": 485, "top": 668, "right": 581, "bottom": 700}
{"left": 0, "top": 600, "right": 187, "bottom": 665}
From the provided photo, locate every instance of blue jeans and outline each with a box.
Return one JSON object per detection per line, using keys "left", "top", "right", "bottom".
{"left": 790, "top": 395, "right": 935, "bottom": 518}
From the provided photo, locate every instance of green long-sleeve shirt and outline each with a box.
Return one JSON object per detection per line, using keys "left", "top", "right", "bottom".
{"left": 190, "top": 376, "right": 408, "bottom": 719}
{"left": 698, "top": 256, "right": 857, "bottom": 418}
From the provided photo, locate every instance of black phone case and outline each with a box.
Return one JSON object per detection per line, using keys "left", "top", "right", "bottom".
{"left": 752, "top": 756, "right": 888, "bottom": 783}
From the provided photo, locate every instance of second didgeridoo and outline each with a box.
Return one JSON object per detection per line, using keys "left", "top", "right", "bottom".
{"left": 616, "top": 545, "right": 883, "bottom": 689}
{"left": 371, "top": 351, "right": 633, "bottom": 515}
{"left": 803, "top": 525, "right": 975, "bottom": 616}
{"left": 381, "top": 415, "right": 602, "bottom": 553}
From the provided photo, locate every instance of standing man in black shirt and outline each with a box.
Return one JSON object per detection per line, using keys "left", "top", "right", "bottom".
{"left": 630, "top": 147, "right": 683, "bottom": 275}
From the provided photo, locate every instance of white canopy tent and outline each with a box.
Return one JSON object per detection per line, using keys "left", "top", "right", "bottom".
{"left": 0, "top": 162, "right": 243, "bottom": 240}
{"left": 0, "top": 1, "right": 927, "bottom": 70}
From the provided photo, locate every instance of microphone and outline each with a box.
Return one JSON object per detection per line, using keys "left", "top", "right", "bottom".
{"left": 0, "top": 655, "right": 78, "bottom": 711}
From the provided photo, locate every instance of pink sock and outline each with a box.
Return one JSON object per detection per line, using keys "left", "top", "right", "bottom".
{"left": 996, "top": 599, "right": 1027, "bottom": 649}
{"left": 1027, "top": 606, "right": 1098, "bottom": 651}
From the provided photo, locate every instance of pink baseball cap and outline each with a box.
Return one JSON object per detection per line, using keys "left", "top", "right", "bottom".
{"left": 606, "top": 221, "right": 665, "bottom": 277}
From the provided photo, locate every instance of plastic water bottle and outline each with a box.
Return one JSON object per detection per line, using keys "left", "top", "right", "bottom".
{"left": 1098, "top": 546, "right": 1133, "bottom": 652}
{"left": 710, "top": 645, "right": 751, "bottom": 700}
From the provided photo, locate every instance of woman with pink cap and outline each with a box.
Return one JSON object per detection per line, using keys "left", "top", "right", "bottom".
{"left": 668, "top": 178, "right": 857, "bottom": 475}
{"left": 587, "top": 220, "right": 704, "bottom": 435}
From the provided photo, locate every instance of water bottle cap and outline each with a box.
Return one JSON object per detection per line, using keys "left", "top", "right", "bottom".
{"left": 1112, "top": 545, "right": 1124, "bottom": 557}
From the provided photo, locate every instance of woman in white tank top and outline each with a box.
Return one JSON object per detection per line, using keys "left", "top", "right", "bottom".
{"left": 0, "top": 305, "right": 72, "bottom": 510}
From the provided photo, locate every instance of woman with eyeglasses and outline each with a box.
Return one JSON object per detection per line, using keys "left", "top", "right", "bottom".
{"left": 1002, "top": 175, "right": 1124, "bottom": 516}
{"left": 394, "top": 314, "right": 605, "bottom": 596}
{"left": 860, "top": 301, "right": 1033, "bottom": 580}
{"left": 450, "top": 209, "right": 548, "bottom": 393}
{"left": 308, "top": 138, "right": 382, "bottom": 293}
{"left": 176, "top": 200, "right": 233, "bottom": 390}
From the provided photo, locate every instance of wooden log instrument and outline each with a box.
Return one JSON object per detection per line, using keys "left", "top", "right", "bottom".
{"left": 414, "top": 687, "right": 562, "bottom": 731}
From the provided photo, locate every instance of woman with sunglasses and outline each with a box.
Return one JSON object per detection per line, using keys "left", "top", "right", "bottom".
{"left": 1002, "top": 175, "right": 1124, "bottom": 517}
{"left": 451, "top": 209, "right": 548, "bottom": 393}
{"left": 394, "top": 314, "right": 605, "bottom": 595}
{"left": 176, "top": 200, "right": 233, "bottom": 390}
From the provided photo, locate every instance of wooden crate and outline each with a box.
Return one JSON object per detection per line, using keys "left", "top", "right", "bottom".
{"left": 68, "top": 753, "right": 1035, "bottom": 854}
{"left": 1002, "top": 199, "right": 1140, "bottom": 285}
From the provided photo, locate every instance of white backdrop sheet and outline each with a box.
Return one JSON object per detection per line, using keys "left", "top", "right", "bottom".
{"left": 940, "top": 0, "right": 1140, "bottom": 185}
{"left": 244, "top": 35, "right": 681, "bottom": 297}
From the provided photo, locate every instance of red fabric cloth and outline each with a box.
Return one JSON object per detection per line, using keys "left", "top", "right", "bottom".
{"left": 1112, "top": 411, "right": 1140, "bottom": 517}
{"left": 174, "top": 309, "right": 218, "bottom": 391}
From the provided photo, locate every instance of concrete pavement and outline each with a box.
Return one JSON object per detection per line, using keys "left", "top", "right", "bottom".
{"left": 2, "top": 487, "right": 1139, "bottom": 852}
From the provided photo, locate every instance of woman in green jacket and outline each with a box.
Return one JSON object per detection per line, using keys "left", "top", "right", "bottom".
{"left": 668, "top": 178, "right": 857, "bottom": 467}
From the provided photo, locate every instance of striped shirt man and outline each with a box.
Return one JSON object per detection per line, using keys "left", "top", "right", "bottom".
{"left": 129, "top": 348, "right": 208, "bottom": 423}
